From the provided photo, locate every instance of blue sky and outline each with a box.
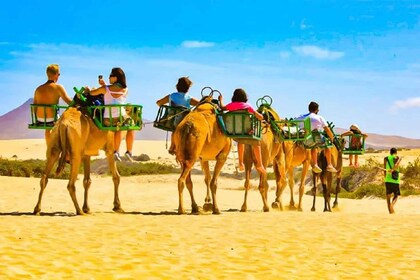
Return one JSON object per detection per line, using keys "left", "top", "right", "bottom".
{"left": 1, "top": 0, "right": 420, "bottom": 138}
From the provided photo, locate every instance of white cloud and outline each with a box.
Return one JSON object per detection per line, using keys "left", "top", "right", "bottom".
{"left": 181, "top": 40, "right": 215, "bottom": 48}
{"left": 292, "top": 45, "right": 344, "bottom": 60}
{"left": 391, "top": 97, "right": 420, "bottom": 112}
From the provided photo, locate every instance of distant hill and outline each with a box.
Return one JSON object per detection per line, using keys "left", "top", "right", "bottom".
{"left": 1, "top": 99, "right": 420, "bottom": 149}
{"left": 0, "top": 98, "right": 167, "bottom": 141}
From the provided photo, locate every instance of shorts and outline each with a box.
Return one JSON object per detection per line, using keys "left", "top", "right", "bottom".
{"left": 385, "top": 182, "right": 400, "bottom": 196}
{"left": 36, "top": 118, "right": 55, "bottom": 127}
{"left": 303, "top": 130, "right": 326, "bottom": 149}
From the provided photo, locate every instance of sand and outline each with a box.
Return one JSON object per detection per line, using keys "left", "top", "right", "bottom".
{"left": 0, "top": 139, "right": 419, "bottom": 279}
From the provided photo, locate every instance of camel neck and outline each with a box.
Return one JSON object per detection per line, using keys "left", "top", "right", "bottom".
{"left": 46, "top": 80, "right": 55, "bottom": 84}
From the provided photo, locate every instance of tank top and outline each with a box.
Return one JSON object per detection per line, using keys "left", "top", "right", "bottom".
{"left": 384, "top": 155, "right": 400, "bottom": 184}
{"left": 104, "top": 86, "right": 127, "bottom": 118}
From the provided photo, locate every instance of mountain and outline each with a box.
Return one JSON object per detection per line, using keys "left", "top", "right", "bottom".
{"left": 0, "top": 98, "right": 167, "bottom": 140}
{"left": 1, "top": 99, "right": 420, "bottom": 149}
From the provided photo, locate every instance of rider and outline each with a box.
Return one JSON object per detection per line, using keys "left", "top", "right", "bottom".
{"left": 85, "top": 67, "right": 129, "bottom": 161}
{"left": 33, "top": 64, "right": 73, "bottom": 145}
{"left": 218, "top": 88, "right": 266, "bottom": 175}
{"left": 156, "top": 77, "right": 199, "bottom": 154}
{"left": 297, "top": 101, "right": 337, "bottom": 173}
{"left": 341, "top": 124, "right": 368, "bottom": 167}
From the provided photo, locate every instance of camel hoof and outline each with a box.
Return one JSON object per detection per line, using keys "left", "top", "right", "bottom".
{"left": 298, "top": 208, "right": 303, "bottom": 212}
{"left": 271, "top": 202, "right": 283, "bottom": 211}
{"left": 333, "top": 203, "right": 338, "bottom": 208}
{"left": 263, "top": 206, "right": 270, "bottom": 212}
{"left": 212, "top": 208, "right": 221, "bottom": 215}
{"left": 240, "top": 206, "right": 247, "bottom": 212}
{"left": 203, "top": 203, "right": 213, "bottom": 212}
{"left": 33, "top": 211, "right": 41, "bottom": 216}
{"left": 76, "top": 211, "right": 86, "bottom": 216}
{"left": 112, "top": 207, "right": 124, "bottom": 213}
{"left": 288, "top": 204, "right": 297, "bottom": 210}
{"left": 311, "top": 207, "right": 316, "bottom": 212}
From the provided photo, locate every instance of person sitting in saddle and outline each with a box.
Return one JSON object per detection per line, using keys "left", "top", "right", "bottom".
{"left": 297, "top": 101, "right": 337, "bottom": 173}
{"left": 341, "top": 124, "right": 368, "bottom": 168}
{"left": 84, "top": 67, "right": 130, "bottom": 161}
{"left": 218, "top": 88, "right": 266, "bottom": 175}
{"left": 33, "top": 64, "right": 73, "bottom": 145}
{"left": 156, "top": 76, "right": 199, "bottom": 154}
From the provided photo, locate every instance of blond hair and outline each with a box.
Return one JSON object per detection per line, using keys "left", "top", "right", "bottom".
{"left": 46, "top": 64, "right": 60, "bottom": 75}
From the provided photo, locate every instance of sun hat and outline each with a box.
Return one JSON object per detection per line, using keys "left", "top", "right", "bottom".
{"left": 350, "top": 124, "right": 361, "bottom": 133}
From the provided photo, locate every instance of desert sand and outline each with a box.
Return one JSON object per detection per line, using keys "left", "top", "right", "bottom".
{"left": 0, "top": 139, "right": 419, "bottom": 279}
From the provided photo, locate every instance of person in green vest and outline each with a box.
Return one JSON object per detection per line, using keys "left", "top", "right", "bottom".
{"left": 384, "top": 147, "right": 401, "bottom": 214}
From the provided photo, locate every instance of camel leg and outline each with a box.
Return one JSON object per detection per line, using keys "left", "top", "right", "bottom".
{"left": 272, "top": 160, "right": 287, "bottom": 211}
{"left": 257, "top": 170, "right": 270, "bottom": 212}
{"left": 185, "top": 172, "right": 200, "bottom": 214}
{"left": 325, "top": 173, "right": 333, "bottom": 212}
{"left": 34, "top": 149, "right": 60, "bottom": 215}
{"left": 288, "top": 166, "right": 296, "bottom": 210}
{"left": 241, "top": 163, "right": 252, "bottom": 212}
{"left": 210, "top": 157, "right": 227, "bottom": 215}
{"left": 200, "top": 160, "right": 213, "bottom": 212}
{"left": 82, "top": 156, "right": 92, "bottom": 214}
{"left": 67, "top": 155, "right": 85, "bottom": 215}
{"left": 333, "top": 176, "right": 342, "bottom": 208}
{"left": 311, "top": 172, "right": 317, "bottom": 212}
{"left": 107, "top": 153, "right": 123, "bottom": 213}
{"left": 178, "top": 162, "right": 194, "bottom": 214}
{"left": 298, "top": 160, "right": 310, "bottom": 211}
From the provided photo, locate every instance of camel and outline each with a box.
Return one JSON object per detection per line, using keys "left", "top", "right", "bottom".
{"left": 171, "top": 91, "right": 232, "bottom": 214}
{"left": 241, "top": 97, "right": 290, "bottom": 212}
{"left": 33, "top": 107, "right": 123, "bottom": 215}
{"left": 275, "top": 142, "right": 312, "bottom": 211}
{"left": 311, "top": 139, "right": 344, "bottom": 212}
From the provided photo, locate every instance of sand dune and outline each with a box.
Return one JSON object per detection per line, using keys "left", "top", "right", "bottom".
{"left": 0, "top": 139, "right": 419, "bottom": 279}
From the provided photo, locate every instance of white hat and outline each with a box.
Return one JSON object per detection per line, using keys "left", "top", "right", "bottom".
{"left": 350, "top": 124, "right": 360, "bottom": 131}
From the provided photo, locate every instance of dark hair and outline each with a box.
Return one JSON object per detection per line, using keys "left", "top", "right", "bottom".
{"left": 111, "top": 67, "right": 127, "bottom": 88}
{"left": 390, "top": 147, "right": 397, "bottom": 155}
{"left": 231, "top": 88, "right": 248, "bottom": 102}
{"left": 176, "top": 77, "right": 193, "bottom": 93}
{"left": 308, "top": 101, "right": 319, "bottom": 113}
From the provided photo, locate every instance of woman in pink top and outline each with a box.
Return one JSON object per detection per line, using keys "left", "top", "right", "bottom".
{"left": 219, "top": 88, "right": 266, "bottom": 175}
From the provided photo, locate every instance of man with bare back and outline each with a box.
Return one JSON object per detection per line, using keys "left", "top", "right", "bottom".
{"left": 33, "top": 64, "right": 72, "bottom": 144}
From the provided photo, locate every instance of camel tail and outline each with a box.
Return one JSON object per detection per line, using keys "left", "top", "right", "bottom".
{"left": 55, "top": 125, "right": 68, "bottom": 176}
{"left": 177, "top": 121, "right": 195, "bottom": 161}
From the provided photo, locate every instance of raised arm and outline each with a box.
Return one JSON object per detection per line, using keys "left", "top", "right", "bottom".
{"left": 156, "top": 95, "right": 169, "bottom": 106}
{"left": 323, "top": 126, "right": 335, "bottom": 141}
{"left": 57, "top": 84, "right": 73, "bottom": 105}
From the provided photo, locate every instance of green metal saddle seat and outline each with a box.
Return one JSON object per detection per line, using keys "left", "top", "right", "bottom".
{"left": 217, "top": 110, "right": 262, "bottom": 144}
{"left": 153, "top": 105, "right": 190, "bottom": 132}
{"left": 342, "top": 134, "right": 365, "bottom": 155}
{"left": 28, "top": 87, "right": 143, "bottom": 131}
{"left": 272, "top": 117, "right": 312, "bottom": 141}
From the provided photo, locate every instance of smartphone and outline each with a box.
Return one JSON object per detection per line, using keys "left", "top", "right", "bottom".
{"left": 98, "top": 75, "right": 103, "bottom": 79}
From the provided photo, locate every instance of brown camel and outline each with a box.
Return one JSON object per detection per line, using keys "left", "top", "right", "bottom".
{"left": 241, "top": 97, "right": 290, "bottom": 212}
{"left": 311, "top": 139, "right": 344, "bottom": 212}
{"left": 33, "top": 107, "right": 123, "bottom": 215}
{"left": 276, "top": 142, "right": 312, "bottom": 211}
{"left": 171, "top": 93, "right": 232, "bottom": 214}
